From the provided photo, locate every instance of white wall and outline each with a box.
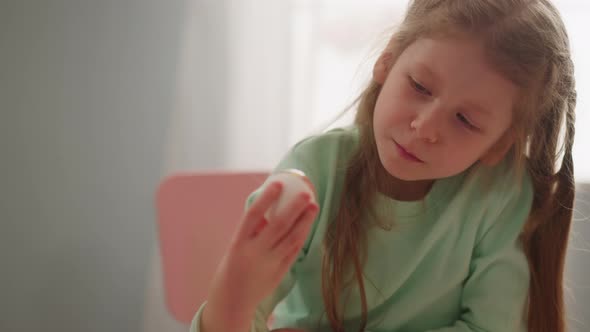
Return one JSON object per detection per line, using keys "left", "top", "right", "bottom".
{"left": 0, "top": 0, "right": 227, "bottom": 331}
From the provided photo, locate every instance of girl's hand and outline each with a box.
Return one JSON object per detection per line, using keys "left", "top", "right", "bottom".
{"left": 206, "top": 181, "right": 319, "bottom": 315}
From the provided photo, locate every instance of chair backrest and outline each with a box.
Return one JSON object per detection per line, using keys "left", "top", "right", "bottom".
{"left": 155, "top": 171, "right": 268, "bottom": 323}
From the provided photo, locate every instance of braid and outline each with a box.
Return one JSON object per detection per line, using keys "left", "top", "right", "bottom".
{"left": 522, "top": 56, "right": 576, "bottom": 332}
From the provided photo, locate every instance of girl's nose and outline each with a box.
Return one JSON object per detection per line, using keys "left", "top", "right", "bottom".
{"left": 410, "top": 109, "right": 439, "bottom": 143}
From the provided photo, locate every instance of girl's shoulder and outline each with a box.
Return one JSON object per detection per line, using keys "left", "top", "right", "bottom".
{"left": 465, "top": 157, "right": 533, "bottom": 202}
{"left": 273, "top": 126, "right": 358, "bottom": 186}
{"left": 279, "top": 126, "right": 359, "bottom": 172}
{"left": 289, "top": 126, "right": 359, "bottom": 156}
{"left": 459, "top": 157, "right": 534, "bottom": 237}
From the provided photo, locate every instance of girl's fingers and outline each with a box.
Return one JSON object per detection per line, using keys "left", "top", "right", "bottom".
{"left": 239, "top": 182, "right": 283, "bottom": 238}
{"left": 273, "top": 204, "right": 318, "bottom": 258}
{"left": 251, "top": 218, "right": 268, "bottom": 237}
{"left": 279, "top": 245, "right": 301, "bottom": 273}
{"left": 277, "top": 236, "right": 309, "bottom": 280}
{"left": 258, "top": 192, "right": 311, "bottom": 248}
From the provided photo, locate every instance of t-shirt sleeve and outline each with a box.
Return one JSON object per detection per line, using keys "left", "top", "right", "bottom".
{"left": 424, "top": 174, "right": 534, "bottom": 332}
{"left": 189, "top": 138, "right": 322, "bottom": 332}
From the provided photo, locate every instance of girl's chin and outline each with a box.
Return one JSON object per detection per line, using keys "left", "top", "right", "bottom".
{"left": 381, "top": 160, "right": 428, "bottom": 181}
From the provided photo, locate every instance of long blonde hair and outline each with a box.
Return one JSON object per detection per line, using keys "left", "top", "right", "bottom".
{"left": 321, "top": 1, "right": 577, "bottom": 331}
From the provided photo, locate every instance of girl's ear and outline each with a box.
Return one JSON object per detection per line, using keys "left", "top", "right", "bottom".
{"left": 480, "top": 129, "right": 515, "bottom": 166}
{"left": 373, "top": 52, "right": 393, "bottom": 84}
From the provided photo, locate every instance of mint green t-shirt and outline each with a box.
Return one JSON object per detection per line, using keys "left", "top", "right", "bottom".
{"left": 191, "top": 126, "right": 533, "bottom": 332}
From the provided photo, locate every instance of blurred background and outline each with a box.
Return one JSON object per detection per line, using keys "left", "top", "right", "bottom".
{"left": 1, "top": 0, "right": 588, "bottom": 331}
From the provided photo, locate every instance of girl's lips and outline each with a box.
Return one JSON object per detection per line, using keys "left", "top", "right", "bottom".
{"left": 394, "top": 141, "right": 424, "bottom": 163}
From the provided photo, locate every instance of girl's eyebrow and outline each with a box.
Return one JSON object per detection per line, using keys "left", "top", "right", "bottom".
{"left": 415, "top": 63, "right": 492, "bottom": 117}
{"left": 415, "top": 62, "right": 438, "bottom": 82}
{"left": 462, "top": 101, "right": 492, "bottom": 117}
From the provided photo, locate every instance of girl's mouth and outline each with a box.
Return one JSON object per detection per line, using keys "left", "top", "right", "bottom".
{"left": 394, "top": 141, "right": 424, "bottom": 163}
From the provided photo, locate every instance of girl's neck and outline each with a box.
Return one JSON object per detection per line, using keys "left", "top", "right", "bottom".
{"left": 375, "top": 163, "right": 434, "bottom": 201}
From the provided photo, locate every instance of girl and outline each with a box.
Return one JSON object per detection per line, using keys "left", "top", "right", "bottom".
{"left": 196, "top": 0, "right": 577, "bottom": 331}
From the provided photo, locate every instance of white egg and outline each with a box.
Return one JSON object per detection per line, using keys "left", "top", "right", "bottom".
{"left": 262, "top": 169, "right": 316, "bottom": 222}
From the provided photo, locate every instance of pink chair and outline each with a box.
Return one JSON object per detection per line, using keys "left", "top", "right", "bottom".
{"left": 155, "top": 171, "right": 269, "bottom": 324}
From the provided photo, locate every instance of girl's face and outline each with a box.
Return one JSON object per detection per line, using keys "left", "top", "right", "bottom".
{"left": 373, "top": 36, "right": 518, "bottom": 181}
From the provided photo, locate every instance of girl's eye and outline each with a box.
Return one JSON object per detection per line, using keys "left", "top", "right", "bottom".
{"left": 457, "top": 113, "right": 478, "bottom": 130}
{"left": 409, "top": 77, "right": 432, "bottom": 96}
